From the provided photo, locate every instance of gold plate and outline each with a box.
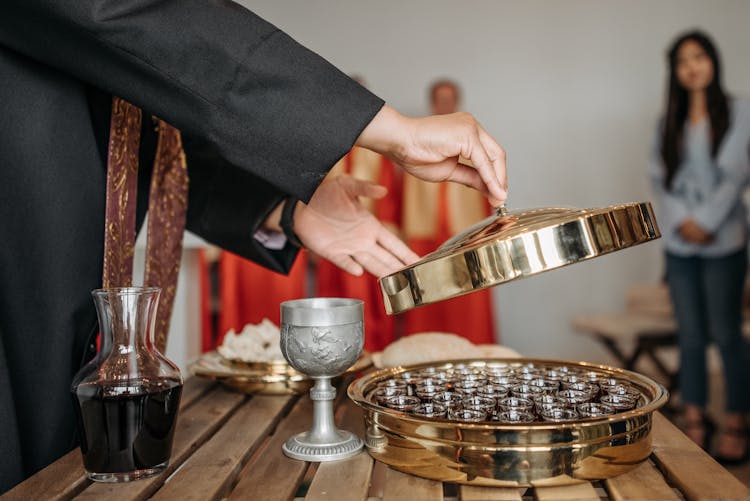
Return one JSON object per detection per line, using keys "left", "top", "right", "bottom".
{"left": 190, "top": 351, "right": 372, "bottom": 395}
{"left": 379, "top": 202, "right": 660, "bottom": 314}
{"left": 348, "top": 358, "right": 668, "bottom": 486}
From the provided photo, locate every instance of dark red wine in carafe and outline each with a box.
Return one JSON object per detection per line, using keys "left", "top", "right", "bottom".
{"left": 71, "top": 379, "right": 182, "bottom": 474}
{"left": 72, "top": 287, "right": 183, "bottom": 481}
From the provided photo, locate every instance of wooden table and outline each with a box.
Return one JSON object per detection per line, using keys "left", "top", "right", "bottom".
{"left": 4, "top": 378, "right": 750, "bottom": 501}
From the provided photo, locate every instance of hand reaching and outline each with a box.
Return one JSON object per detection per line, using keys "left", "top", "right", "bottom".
{"left": 355, "top": 106, "right": 507, "bottom": 206}
{"left": 294, "top": 175, "right": 420, "bottom": 277}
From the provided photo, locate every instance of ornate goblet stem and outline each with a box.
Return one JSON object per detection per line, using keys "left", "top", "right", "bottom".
{"left": 282, "top": 377, "right": 362, "bottom": 461}
{"left": 280, "top": 298, "right": 364, "bottom": 461}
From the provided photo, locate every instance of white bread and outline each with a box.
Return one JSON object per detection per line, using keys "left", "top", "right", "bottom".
{"left": 476, "top": 344, "right": 521, "bottom": 359}
{"left": 373, "top": 332, "right": 520, "bottom": 368}
{"left": 218, "top": 319, "right": 284, "bottom": 362}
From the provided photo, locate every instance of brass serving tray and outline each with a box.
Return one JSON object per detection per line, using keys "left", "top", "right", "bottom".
{"left": 191, "top": 351, "right": 372, "bottom": 395}
{"left": 379, "top": 202, "right": 660, "bottom": 314}
{"left": 348, "top": 358, "right": 668, "bottom": 487}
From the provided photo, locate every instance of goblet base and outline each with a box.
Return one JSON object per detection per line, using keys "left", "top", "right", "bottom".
{"left": 282, "top": 430, "right": 363, "bottom": 462}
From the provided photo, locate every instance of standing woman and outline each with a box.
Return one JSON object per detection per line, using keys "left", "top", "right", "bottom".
{"left": 650, "top": 30, "right": 750, "bottom": 463}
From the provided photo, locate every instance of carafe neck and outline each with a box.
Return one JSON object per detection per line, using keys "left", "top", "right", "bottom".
{"left": 92, "top": 287, "right": 162, "bottom": 381}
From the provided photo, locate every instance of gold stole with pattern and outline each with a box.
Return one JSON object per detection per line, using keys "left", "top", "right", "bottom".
{"left": 102, "top": 97, "right": 188, "bottom": 352}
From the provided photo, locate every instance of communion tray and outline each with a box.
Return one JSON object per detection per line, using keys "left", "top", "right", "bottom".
{"left": 348, "top": 358, "right": 668, "bottom": 487}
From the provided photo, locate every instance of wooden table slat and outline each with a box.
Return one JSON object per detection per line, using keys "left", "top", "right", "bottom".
{"left": 73, "top": 386, "right": 246, "bottom": 501}
{"left": 382, "top": 467, "right": 443, "bottom": 501}
{"left": 178, "top": 377, "right": 217, "bottom": 410}
{"left": 305, "top": 398, "right": 373, "bottom": 501}
{"left": 304, "top": 451, "right": 373, "bottom": 501}
{"left": 150, "top": 394, "right": 293, "bottom": 501}
{"left": 604, "top": 460, "right": 680, "bottom": 501}
{"left": 459, "top": 485, "right": 524, "bottom": 501}
{"left": 651, "top": 412, "right": 750, "bottom": 501}
{"left": 533, "top": 482, "right": 600, "bottom": 501}
{"left": 0, "top": 449, "right": 87, "bottom": 501}
{"left": 227, "top": 396, "right": 313, "bottom": 501}
{"left": 304, "top": 399, "right": 373, "bottom": 501}
{"left": 369, "top": 458, "right": 389, "bottom": 500}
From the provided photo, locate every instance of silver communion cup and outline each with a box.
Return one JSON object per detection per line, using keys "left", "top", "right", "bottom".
{"left": 280, "top": 298, "right": 364, "bottom": 461}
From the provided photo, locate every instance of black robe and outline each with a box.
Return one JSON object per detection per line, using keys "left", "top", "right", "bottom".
{"left": 0, "top": 0, "right": 383, "bottom": 491}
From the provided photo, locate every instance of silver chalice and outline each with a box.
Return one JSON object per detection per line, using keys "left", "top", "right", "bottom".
{"left": 280, "top": 298, "right": 364, "bottom": 461}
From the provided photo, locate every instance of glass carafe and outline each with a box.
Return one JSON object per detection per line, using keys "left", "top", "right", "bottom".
{"left": 71, "top": 287, "right": 183, "bottom": 482}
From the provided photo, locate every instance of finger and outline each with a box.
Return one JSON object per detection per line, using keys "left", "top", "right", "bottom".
{"left": 343, "top": 176, "right": 388, "bottom": 200}
{"left": 444, "top": 161, "right": 492, "bottom": 198}
{"left": 477, "top": 125, "right": 508, "bottom": 198}
{"left": 363, "top": 183, "right": 388, "bottom": 200}
{"left": 370, "top": 245, "right": 408, "bottom": 275}
{"left": 330, "top": 254, "right": 364, "bottom": 276}
{"left": 377, "top": 227, "right": 420, "bottom": 265}
{"left": 462, "top": 126, "right": 506, "bottom": 205}
{"left": 352, "top": 251, "right": 392, "bottom": 278}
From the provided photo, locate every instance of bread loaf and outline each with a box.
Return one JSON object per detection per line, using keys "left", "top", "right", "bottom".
{"left": 373, "top": 332, "right": 520, "bottom": 368}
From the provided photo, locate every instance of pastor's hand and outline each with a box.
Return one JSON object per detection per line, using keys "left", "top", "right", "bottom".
{"left": 294, "top": 175, "right": 420, "bottom": 277}
{"left": 356, "top": 105, "right": 507, "bottom": 206}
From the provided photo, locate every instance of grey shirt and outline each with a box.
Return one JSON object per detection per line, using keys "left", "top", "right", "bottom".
{"left": 650, "top": 98, "right": 750, "bottom": 257}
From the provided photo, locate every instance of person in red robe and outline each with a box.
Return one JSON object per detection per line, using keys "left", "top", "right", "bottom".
{"left": 401, "top": 80, "right": 497, "bottom": 345}
{"left": 315, "top": 147, "right": 403, "bottom": 352}
{"left": 199, "top": 247, "right": 309, "bottom": 350}
{"left": 221, "top": 251, "right": 309, "bottom": 342}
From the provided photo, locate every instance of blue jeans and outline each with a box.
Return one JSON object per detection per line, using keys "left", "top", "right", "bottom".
{"left": 666, "top": 249, "right": 750, "bottom": 412}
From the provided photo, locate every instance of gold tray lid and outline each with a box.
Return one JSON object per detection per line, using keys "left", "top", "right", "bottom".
{"left": 379, "top": 202, "right": 660, "bottom": 314}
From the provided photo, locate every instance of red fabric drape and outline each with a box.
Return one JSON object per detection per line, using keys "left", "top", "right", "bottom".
{"left": 217, "top": 250, "right": 308, "bottom": 346}
{"left": 316, "top": 261, "right": 394, "bottom": 352}
{"left": 403, "top": 183, "right": 496, "bottom": 344}
{"left": 199, "top": 249, "right": 308, "bottom": 352}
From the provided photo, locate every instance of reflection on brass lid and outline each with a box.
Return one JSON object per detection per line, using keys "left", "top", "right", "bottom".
{"left": 379, "top": 202, "right": 660, "bottom": 314}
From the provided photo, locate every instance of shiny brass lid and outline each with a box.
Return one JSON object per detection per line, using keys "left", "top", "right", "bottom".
{"left": 379, "top": 202, "right": 660, "bottom": 314}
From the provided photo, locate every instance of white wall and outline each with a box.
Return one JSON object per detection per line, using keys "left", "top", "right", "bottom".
{"left": 239, "top": 0, "right": 750, "bottom": 362}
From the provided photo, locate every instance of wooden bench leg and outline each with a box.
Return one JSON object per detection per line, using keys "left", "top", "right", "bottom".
{"left": 594, "top": 334, "right": 630, "bottom": 367}
{"left": 624, "top": 343, "right": 643, "bottom": 371}
{"left": 638, "top": 334, "right": 678, "bottom": 389}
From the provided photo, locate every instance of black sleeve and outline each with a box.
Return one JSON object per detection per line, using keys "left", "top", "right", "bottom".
{"left": 0, "top": 0, "right": 384, "bottom": 202}
{"left": 182, "top": 134, "right": 298, "bottom": 274}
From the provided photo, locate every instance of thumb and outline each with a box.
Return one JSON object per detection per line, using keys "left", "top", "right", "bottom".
{"left": 343, "top": 175, "right": 388, "bottom": 200}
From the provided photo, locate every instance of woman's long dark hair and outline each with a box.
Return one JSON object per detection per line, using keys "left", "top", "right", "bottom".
{"left": 661, "top": 30, "right": 729, "bottom": 189}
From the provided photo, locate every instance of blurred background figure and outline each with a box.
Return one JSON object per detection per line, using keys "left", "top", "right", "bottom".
{"left": 650, "top": 30, "right": 750, "bottom": 463}
{"left": 219, "top": 251, "right": 309, "bottom": 343}
{"left": 401, "top": 80, "right": 497, "bottom": 344}
{"left": 316, "top": 76, "right": 404, "bottom": 352}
